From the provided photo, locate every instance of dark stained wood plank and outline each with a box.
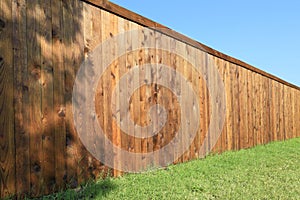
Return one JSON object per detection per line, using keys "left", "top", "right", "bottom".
{"left": 65, "top": 0, "right": 84, "bottom": 188}
{"left": 274, "top": 81, "right": 281, "bottom": 141}
{"left": 256, "top": 74, "right": 263, "bottom": 145}
{"left": 266, "top": 77, "right": 271, "bottom": 144}
{"left": 0, "top": 0, "right": 15, "bottom": 197}
{"left": 12, "top": 0, "right": 30, "bottom": 197}
{"left": 269, "top": 80, "right": 276, "bottom": 142}
{"left": 286, "top": 87, "right": 293, "bottom": 140}
{"left": 291, "top": 88, "right": 296, "bottom": 139}
{"left": 278, "top": 83, "right": 285, "bottom": 141}
{"left": 246, "top": 70, "right": 254, "bottom": 147}
{"left": 283, "top": 86, "right": 289, "bottom": 140}
{"left": 26, "top": 0, "right": 43, "bottom": 196}
{"left": 39, "top": 0, "right": 55, "bottom": 194}
{"left": 238, "top": 67, "right": 248, "bottom": 149}
{"left": 61, "top": 0, "right": 79, "bottom": 188}
{"left": 83, "top": 0, "right": 95, "bottom": 181}
{"left": 296, "top": 90, "right": 300, "bottom": 138}
{"left": 52, "top": 0, "right": 67, "bottom": 190}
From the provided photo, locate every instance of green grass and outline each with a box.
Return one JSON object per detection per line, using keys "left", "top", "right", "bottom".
{"left": 32, "top": 138, "right": 300, "bottom": 200}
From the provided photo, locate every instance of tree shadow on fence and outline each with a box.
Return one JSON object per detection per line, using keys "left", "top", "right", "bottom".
{"left": 0, "top": 0, "right": 108, "bottom": 198}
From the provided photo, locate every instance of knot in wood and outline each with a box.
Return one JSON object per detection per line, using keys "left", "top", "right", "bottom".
{"left": 58, "top": 107, "right": 66, "bottom": 118}
{"left": 0, "top": 19, "right": 5, "bottom": 31}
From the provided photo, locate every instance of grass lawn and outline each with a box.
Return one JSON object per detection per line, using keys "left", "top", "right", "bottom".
{"left": 30, "top": 138, "right": 300, "bottom": 200}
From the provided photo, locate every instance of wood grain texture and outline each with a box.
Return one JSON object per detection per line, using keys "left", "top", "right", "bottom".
{"left": 40, "top": 0, "right": 55, "bottom": 194}
{"left": 52, "top": 0, "right": 67, "bottom": 191}
{"left": 82, "top": 0, "right": 300, "bottom": 91}
{"left": 2, "top": 0, "right": 300, "bottom": 198}
{"left": 12, "top": 0, "right": 30, "bottom": 197}
{"left": 0, "top": 0, "right": 15, "bottom": 197}
{"left": 27, "top": 0, "right": 43, "bottom": 196}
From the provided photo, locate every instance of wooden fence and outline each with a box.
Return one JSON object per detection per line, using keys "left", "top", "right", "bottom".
{"left": 0, "top": 0, "right": 299, "bottom": 198}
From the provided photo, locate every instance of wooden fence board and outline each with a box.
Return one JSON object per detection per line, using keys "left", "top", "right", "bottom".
{"left": 12, "top": 0, "right": 30, "bottom": 197}
{"left": 40, "top": 0, "right": 55, "bottom": 194}
{"left": 27, "top": 0, "right": 43, "bottom": 196}
{"left": 0, "top": 0, "right": 15, "bottom": 197}
{"left": 52, "top": 0, "right": 68, "bottom": 190}
{"left": 1, "top": 0, "right": 300, "bottom": 198}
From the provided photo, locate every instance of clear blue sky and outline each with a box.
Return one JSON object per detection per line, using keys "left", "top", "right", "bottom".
{"left": 110, "top": 0, "right": 300, "bottom": 86}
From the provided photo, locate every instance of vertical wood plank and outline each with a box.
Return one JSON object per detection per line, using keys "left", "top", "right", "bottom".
{"left": 27, "top": 0, "right": 43, "bottom": 196}
{"left": 224, "top": 61, "right": 233, "bottom": 151}
{"left": 189, "top": 46, "right": 198, "bottom": 158}
{"left": 181, "top": 42, "right": 190, "bottom": 162}
{"left": 138, "top": 27, "right": 147, "bottom": 169}
{"left": 209, "top": 55, "right": 220, "bottom": 153}
{"left": 278, "top": 83, "right": 285, "bottom": 141}
{"left": 193, "top": 48, "right": 203, "bottom": 157}
{"left": 214, "top": 58, "right": 226, "bottom": 153}
{"left": 160, "top": 33, "right": 172, "bottom": 165}
{"left": 52, "top": 0, "right": 68, "bottom": 190}
{"left": 297, "top": 90, "right": 300, "bottom": 138}
{"left": 247, "top": 70, "right": 254, "bottom": 147}
{"left": 255, "top": 74, "right": 261, "bottom": 145}
{"left": 110, "top": 12, "right": 121, "bottom": 176}
{"left": 204, "top": 54, "right": 211, "bottom": 154}
{"left": 238, "top": 67, "right": 248, "bottom": 149}
{"left": 171, "top": 38, "right": 181, "bottom": 163}
{"left": 274, "top": 81, "right": 281, "bottom": 141}
{"left": 145, "top": 28, "right": 155, "bottom": 168}
{"left": 283, "top": 85, "right": 289, "bottom": 140}
{"left": 220, "top": 59, "right": 228, "bottom": 152}
{"left": 114, "top": 16, "right": 125, "bottom": 175}
{"left": 0, "top": 0, "right": 15, "bottom": 197}
{"left": 288, "top": 87, "right": 293, "bottom": 139}
{"left": 62, "top": 0, "right": 82, "bottom": 188}
{"left": 291, "top": 88, "right": 296, "bottom": 139}
{"left": 171, "top": 40, "right": 182, "bottom": 162}
{"left": 152, "top": 30, "right": 161, "bottom": 166}
{"left": 269, "top": 80, "right": 276, "bottom": 142}
{"left": 231, "top": 64, "right": 240, "bottom": 150}
{"left": 12, "top": 0, "right": 30, "bottom": 197}
{"left": 119, "top": 20, "right": 134, "bottom": 171}
{"left": 65, "top": 0, "right": 84, "bottom": 188}
{"left": 263, "top": 77, "right": 271, "bottom": 144}
{"left": 101, "top": 10, "right": 114, "bottom": 175}
{"left": 63, "top": 0, "right": 75, "bottom": 187}
{"left": 40, "top": 0, "right": 55, "bottom": 194}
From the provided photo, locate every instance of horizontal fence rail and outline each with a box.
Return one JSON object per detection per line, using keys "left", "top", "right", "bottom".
{"left": 0, "top": 0, "right": 299, "bottom": 198}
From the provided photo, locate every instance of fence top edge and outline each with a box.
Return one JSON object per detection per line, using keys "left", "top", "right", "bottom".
{"left": 81, "top": 0, "right": 300, "bottom": 91}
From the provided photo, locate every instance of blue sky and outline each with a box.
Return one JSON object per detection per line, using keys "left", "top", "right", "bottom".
{"left": 110, "top": 0, "right": 300, "bottom": 86}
